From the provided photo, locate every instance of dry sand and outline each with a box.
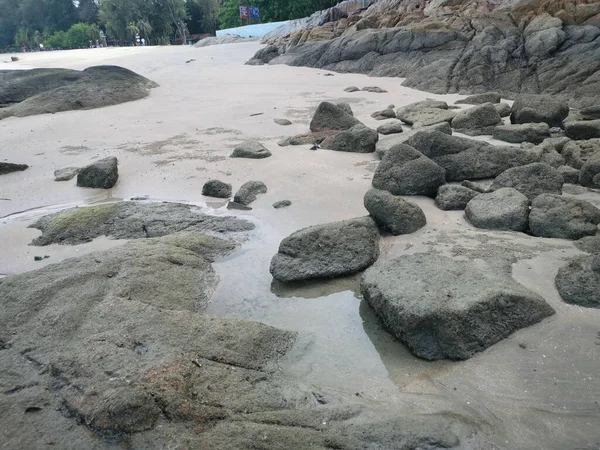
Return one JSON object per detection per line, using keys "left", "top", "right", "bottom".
{"left": 1, "top": 43, "right": 599, "bottom": 449}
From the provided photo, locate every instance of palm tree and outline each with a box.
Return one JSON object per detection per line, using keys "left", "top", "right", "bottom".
{"left": 136, "top": 19, "right": 152, "bottom": 44}
{"left": 126, "top": 21, "right": 140, "bottom": 43}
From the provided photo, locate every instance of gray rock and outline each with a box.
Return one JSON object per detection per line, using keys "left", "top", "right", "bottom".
{"left": 377, "top": 121, "right": 403, "bottom": 135}
{"left": 396, "top": 100, "right": 448, "bottom": 118}
{"left": 76, "top": 156, "right": 118, "bottom": 189}
{"left": 558, "top": 165, "right": 581, "bottom": 184}
{"left": 494, "top": 103, "right": 512, "bottom": 118}
{"left": 575, "top": 235, "right": 600, "bottom": 254}
{"left": 362, "top": 86, "right": 387, "bottom": 93}
{"left": 580, "top": 105, "right": 600, "bottom": 121}
{"left": 361, "top": 253, "right": 555, "bottom": 361}
{"left": 363, "top": 188, "right": 426, "bottom": 235}
{"left": 456, "top": 92, "right": 501, "bottom": 105}
{"left": 465, "top": 188, "right": 530, "bottom": 232}
{"left": 493, "top": 123, "right": 551, "bottom": 144}
{"left": 451, "top": 103, "right": 503, "bottom": 135}
{"left": 556, "top": 255, "right": 600, "bottom": 308}
{"left": 54, "top": 167, "right": 79, "bottom": 181}
{"left": 227, "top": 201, "right": 252, "bottom": 211}
{"left": 309, "top": 101, "right": 361, "bottom": 132}
{"left": 234, "top": 181, "right": 267, "bottom": 205}
{"left": 406, "top": 130, "right": 540, "bottom": 181}
{"left": 398, "top": 108, "right": 456, "bottom": 128}
{"left": 435, "top": 184, "right": 479, "bottom": 210}
{"left": 510, "top": 95, "right": 569, "bottom": 128}
{"left": 344, "top": 86, "right": 359, "bottom": 92}
{"left": 336, "top": 102, "right": 354, "bottom": 116}
{"left": 202, "top": 179, "right": 232, "bottom": 198}
{"left": 321, "top": 124, "right": 378, "bottom": 153}
{"left": 372, "top": 143, "right": 446, "bottom": 197}
{"left": 529, "top": 194, "right": 600, "bottom": 240}
{"left": 230, "top": 140, "right": 272, "bottom": 159}
{"left": 376, "top": 122, "right": 451, "bottom": 159}
{"left": 490, "top": 163, "right": 564, "bottom": 200}
{"left": 532, "top": 141, "right": 566, "bottom": 168}
{"left": 371, "top": 108, "right": 396, "bottom": 120}
{"left": 270, "top": 216, "right": 380, "bottom": 282}
{"left": 274, "top": 118, "right": 292, "bottom": 126}
{"left": 565, "top": 119, "right": 600, "bottom": 140}
{"left": 461, "top": 180, "right": 488, "bottom": 193}
{"left": 579, "top": 151, "right": 600, "bottom": 188}
{"left": 0, "top": 162, "right": 28, "bottom": 175}
{"left": 562, "top": 139, "right": 600, "bottom": 169}
{"left": 544, "top": 137, "right": 571, "bottom": 152}
{"left": 278, "top": 130, "right": 340, "bottom": 146}
{"left": 273, "top": 200, "right": 292, "bottom": 209}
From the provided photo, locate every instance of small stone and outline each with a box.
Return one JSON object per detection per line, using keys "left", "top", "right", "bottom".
{"left": 273, "top": 200, "right": 291, "bottom": 209}
{"left": 361, "top": 86, "right": 387, "bottom": 93}
{"left": 202, "top": 180, "right": 232, "bottom": 198}
{"left": 233, "top": 181, "right": 267, "bottom": 206}
{"left": 54, "top": 167, "right": 80, "bottom": 181}
{"left": 377, "top": 121, "right": 404, "bottom": 135}
{"left": 344, "top": 86, "right": 360, "bottom": 92}
{"left": 34, "top": 256, "right": 43, "bottom": 261}
{"left": 77, "top": 157, "right": 118, "bottom": 189}
{"left": 230, "top": 140, "right": 272, "bottom": 159}
{"left": 274, "top": 118, "right": 292, "bottom": 126}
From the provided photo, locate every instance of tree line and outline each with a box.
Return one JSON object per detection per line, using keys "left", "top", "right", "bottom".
{"left": 0, "top": 0, "right": 339, "bottom": 51}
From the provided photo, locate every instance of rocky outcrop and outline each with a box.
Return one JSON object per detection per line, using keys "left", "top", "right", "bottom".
{"left": 364, "top": 188, "right": 426, "bottom": 235}
{"left": 489, "top": 163, "right": 564, "bottom": 200}
{"left": 54, "top": 167, "right": 79, "bottom": 181}
{"left": 465, "top": 188, "right": 530, "bottom": 232}
{"left": 76, "top": 157, "right": 119, "bottom": 189}
{"left": 529, "top": 194, "right": 600, "bottom": 239}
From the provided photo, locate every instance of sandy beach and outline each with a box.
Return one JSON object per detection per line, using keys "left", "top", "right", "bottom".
{"left": 1, "top": 43, "right": 599, "bottom": 449}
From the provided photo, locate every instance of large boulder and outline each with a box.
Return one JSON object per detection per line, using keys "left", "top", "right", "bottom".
{"left": 575, "top": 235, "right": 600, "bottom": 254}
{"left": 406, "top": 130, "right": 540, "bottom": 181}
{"left": 465, "top": 188, "right": 530, "bottom": 232}
{"left": 495, "top": 103, "right": 512, "bottom": 118}
{"left": 579, "top": 151, "right": 600, "bottom": 188}
{"left": 490, "top": 163, "right": 564, "bottom": 200}
{"left": 309, "top": 101, "right": 361, "bottom": 132}
{"left": 230, "top": 140, "right": 272, "bottom": 159}
{"left": 0, "top": 162, "right": 28, "bottom": 175}
{"left": 556, "top": 255, "right": 600, "bottom": 308}
{"left": 202, "top": 179, "right": 232, "bottom": 198}
{"left": 562, "top": 139, "right": 600, "bottom": 169}
{"left": 363, "top": 188, "right": 426, "bottom": 235}
{"left": 565, "top": 119, "right": 600, "bottom": 140}
{"left": 233, "top": 181, "right": 267, "bottom": 205}
{"left": 451, "top": 103, "right": 503, "bottom": 135}
{"left": 493, "top": 123, "right": 551, "bottom": 144}
{"left": 375, "top": 122, "right": 451, "bottom": 159}
{"left": 435, "top": 184, "right": 479, "bottom": 210}
{"left": 270, "top": 217, "right": 380, "bottom": 282}
{"left": 510, "top": 95, "right": 569, "bottom": 128}
{"left": 76, "top": 156, "right": 119, "bottom": 189}
{"left": 372, "top": 143, "right": 446, "bottom": 197}
{"left": 321, "top": 124, "right": 378, "bottom": 153}
{"left": 361, "top": 253, "right": 555, "bottom": 361}
{"left": 456, "top": 92, "right": 501, "bottom": 105}
{"left": 558, "top": 165, "right": 581, "bottom": 184}
{"left": 529, "top": 194, "right": 600, "bottom": 239}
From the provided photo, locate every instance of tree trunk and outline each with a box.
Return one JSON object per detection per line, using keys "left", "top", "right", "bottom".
{"left": 165, "top": 0, "right": 187, "bottom": 45}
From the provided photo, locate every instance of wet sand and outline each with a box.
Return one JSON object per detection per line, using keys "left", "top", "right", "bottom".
{"left": 1, "top": 43, "right": 599, "bottom": 449}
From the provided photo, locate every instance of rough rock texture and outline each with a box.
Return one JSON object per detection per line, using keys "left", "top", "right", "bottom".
{"left": 231, "top": 140, "right": 272, "bottom": 159}
{"left": 375, "top": 122, "right": 452, "bottom": 159}
{"left": 273, "top": 200, "right": 292, "bottom": 208}
{"left": 456, "top": 92, "right": 501, "bottom": 105}
{"left": 558, "top": 165, "right": 581, "bottom": 184}
{"left": 435, "top": 184, "right": 479, "bottom": 210}
{"left": 54, "top": 167, "right": 79, "bottom": 181}
{"left": 575, "top": 235, "right": 600, "bottom": 254}
{"left": 361, "top": 253, "right": 555, "bottom": 361}
{"left": 274, "top": 118, "right": 292, "bottom": 126}
{"left": 451, "top": 103, "right": 503, "bottom": 135}
{"left": 531, "top": 140, "right": 566, "bottom": 167}
{"left": 202, "top": 179, "right": 232, "bottom": 198}
{"left": 562, "top": 139, "right": 600, "bottom": 168}
{"left": 495, "top": 103, "right": 512, "bottom": 117}
{"left": 579, "top": 151, "right": 600, "bottom": 187}
{"left": 529, "top": 194, "right": 600, "bottom": 239}
{"left": 29, "top": 201, "right": 254, "bottom": 246}
{"left": 565, "top": 119, "right": 600, "bottom": 140}
{"left": 234, "top": 181, "right": 268, "bottom": 205}
{"left": 278, "top": 130, "right": 339, "bottom": 146}
{"left": 372, "top": 143, "right": 446, "bottom": 197}
{"left": 465, "top": 188, "right": 530, "bottom": 232}
{"left": 398, "top": 108, "right": 456, "bottom": 128}
{"left": 321, "top": 124, "right": 378, "bottom": 153}
{"left": 490, "top": 163, "right": 564, "bottom": 200}
{"left": 510, "top": 95, "right": 570, "bottom": 128}
{"left": 363, "top": 188, "right": 426, "bottom": 235}
{"left": 0, "top": 162, "right": 28, "bottom": 175}
{"left": 270, "top": 216, "right": 380, "bottom": 282}
{"left": 406, "top": 130, "right": 540, "bottom": 181}
{"left": 493, "top": 123, "right": 551, "bottom": 144}
{"left": 362, "top": 86, "right": 387, "bottom": 93}
{"left": 0, "top": 66, "right": 158, "bottom": 120}
{"left": 76, "top": 157, "right": 119, "bottom": 189}
{"left": 377, "top": 121, "right": 404, "bottom": 135}
{"left": 371, "top": 108, "right": 396, "bottom": 120}
{"left": 581, "top": 105, "right": 600, "bottom": 120}
{"left": 336, "top": 102, "right": 354, "bottom": 116}
{"left": 556, "top": 255, "right": 600, "bottom": 308}
{"left": 309, "top": 101, "right": 361, "bottom": 132}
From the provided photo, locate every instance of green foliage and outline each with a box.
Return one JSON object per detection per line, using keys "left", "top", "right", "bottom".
{"left": 45, "top": 30, "right": 68, "bottom": 49}
{"left": 65, "top": 23, "right": 92, "bottom": 48}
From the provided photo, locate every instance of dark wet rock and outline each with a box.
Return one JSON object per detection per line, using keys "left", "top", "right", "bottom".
{"left": 575, "top": 235, "right": 600, "bottom": 254}
{"left": 247, "top": 44, "right": 280, "bottom": 64}
{"left": 364, "top": 188, "right": 426, "bottom": 235}
{"left": 406, "top": 130, "right": 540, "bottom": 181}
{"left": 321, "top": 124, "right": 378, "bottom": 153}
{"left": 362, "top": 86, "right": 387, "bottom": 93}
{"left": 29, "top": 201, "right": 254, "bottom": 246}
{"left": 556, "top": 255, "right": 600, "bottom": 308}
{"left": 465, "top": 188, "right": 530, "bottom": 232}
{"left": 230, "top": 140, "right": 272, "bottom": 159}
{"left": 202, "top": 179, "right": 232, "bottom": 198}
{"left": 562, "top": 139, "right": 600, "bottom": 169}
{"left": 361, "top": 253, "right": 554, "bottom": 361}
{"left": 278, "top": 130, "right": 340, "bottom": 146}
{"left": 529, "top": 194, "right": 600, "bottom": 240}
{"left": 227, "top": 201, "right": 252, "bottom": 211}
{"left": 451, "top": 103, "right": 503, "bottom": 135}
{"left": 375, "top": 122, "right": 451, "bottom": 159}
{"left": 490, "top": 163, "right": 564, "bottom": 201}
{"left": 565, "top": 119, "right": 600, "bottom": 140}
{"left": 0, "top": 162, "right": 28, "bottom": 175}
{"left": 0, "top": 66, "right": 158, "bottom": 120}
{"left": 377, "top": 121, "right": 404, "bottom": 135}
{"left": 579, "top": 151, "right": 600, "bottom": 188}
{"left": 273, "top": 200, "right": 292, "bottom": 209}
{"left": 54, "top": 167, "right": 79, "bottom": 181}
{"left": 76, "top": 156, "right": 118, "bottom": 189}
{"left": 494, "top": 103, "right": 512, "bottom": 118}
{"left": 461, "top": 180, "right": 488, "bottom": 193}
{"left": 270, "top": 216, "right": 379, "bottom": 282}
{"left": 371, "top": 108, "right": 396, "bottom": 120}
{"left": 510, "top": 95, "right": 569, "bottom": 128}
{"left": 456, "top": 92, "right": 501, "bottom": 105}
{"left": 234, "top": 181, "right": 267, "bottom": 205}
{"left": 336, "top": 102, "right": 354, "bottom": 116}
{"left": 344, "top": 86, "right": 359, "bottom": 92}
{"left": 372, "top": 143, "right": 446, "bottom": 197}
{"left": 493, "top": 123, "right": 551, "bottom": 144}
{"left": 309, "top": 101, "right": 361, "bottom": 132}
{"left": 274, "top": 118, "right": 292, "bottom": 126}
{"left": 435, "top": 185, "right": 479, "bottom": 210}
{"left": 580, "top": 106, "right": 600, "bottom": 121}
{"left": 558, "top": 165, "right": 581, "bottom": 184}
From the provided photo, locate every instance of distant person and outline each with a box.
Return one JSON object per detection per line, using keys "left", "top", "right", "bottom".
{"left": 96, "top": 39, "right": 99, "bottom": 48}
{"left": 39, "top": 43, "right": 44, "bottom": 51}
{"left": 141, "top": 38, "right": 146, "bottom": 46}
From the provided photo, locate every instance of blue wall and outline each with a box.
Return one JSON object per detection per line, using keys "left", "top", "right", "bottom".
{"left": 216, "top": 21, "right": 290, "bottom": 38}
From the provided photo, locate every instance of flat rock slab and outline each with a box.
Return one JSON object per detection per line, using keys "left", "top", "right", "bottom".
{"left": 529, "top": 194, "right": 600, "bottom": 240}
{"left": 54, "top": 167, "right": 79, "bottom": 181}
{"left": 493, "top": 123, "right": 551, "bottom": 144}
{"left": 556, "top": 255, "right": 600, "bottom": 308}
{"left": 270, "top": 216, "right": 380, "bottom": 282}
{"left": 456, "top": 92, "right": 501, "bottom": 104}
{"left": 377, "top": 121, "right": 404, "bottom": 135}
{"left": 29, "top": 201, "right": 255, "bottom": 246}
{"left": 77, "top": 156, "right": 118, "bottom": 189}
{"left": 399, "top": 107, "right": 456, "bottom": 128}
{"left": 465, "top": 188, "right": 530, "bottom": 232}
{"left": 565, "top": 119, "right": 600, "bottom": 140}
{"left": 231, "top": 140, "right": 272, "bottom": 159}
{"left": 361, "top": 253, "right": 555, "bottom": 361}
{"left": 0, "top": 162, "right": 28, "bottom": 175}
